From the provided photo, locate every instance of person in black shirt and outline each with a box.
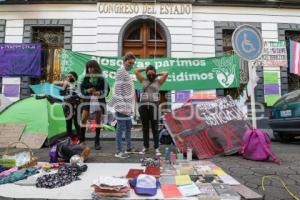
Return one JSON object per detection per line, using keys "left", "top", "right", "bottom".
{"left": 80, "top": 60, "right": 110, "bottom": 150}
{"left": 59, "top": 71, "right": 81, "bottom": 143}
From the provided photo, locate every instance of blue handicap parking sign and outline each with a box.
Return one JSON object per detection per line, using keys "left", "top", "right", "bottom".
{"left": 232, "top": 25, "right": 263, "bottom": 61}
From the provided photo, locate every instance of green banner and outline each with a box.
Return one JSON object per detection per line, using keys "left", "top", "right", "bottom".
{"left": 265, "top": 95, "right": 281, "bottom": 106}
{"left": 263, "top": 71, "right": 280, "bottom": 84}
{"left": 60, "top": 50, "right": 240, "bottom": 90}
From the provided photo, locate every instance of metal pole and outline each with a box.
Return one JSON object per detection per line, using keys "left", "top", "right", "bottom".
{"left": 248, "top": 61, "right": 257, "bottom": 129}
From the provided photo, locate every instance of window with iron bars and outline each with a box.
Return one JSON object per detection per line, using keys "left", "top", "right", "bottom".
{"left": 32, "top": 26, "right": 64, "bottom": 84}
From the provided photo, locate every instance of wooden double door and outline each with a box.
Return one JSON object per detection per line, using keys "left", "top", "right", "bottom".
{"left": 123, "top": 21, "right": 168, "bottom": 110}
{"left": 123, "top": 21, "right": 166, "bottom": 59}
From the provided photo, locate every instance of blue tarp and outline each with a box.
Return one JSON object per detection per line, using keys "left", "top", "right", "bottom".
{"left": 30, "top": 83, "right": 63, "bottom": 101}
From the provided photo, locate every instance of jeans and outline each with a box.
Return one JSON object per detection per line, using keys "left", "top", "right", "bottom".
{"left": 115, "top": 112, "right": 132, "bottom": 153}
{"left": 138, "top": 103, "right": 159, "bottom": 149}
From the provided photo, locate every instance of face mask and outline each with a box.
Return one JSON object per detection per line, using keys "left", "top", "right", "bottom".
{"left": 124, "top": 63, "right": 133, "bottom": 71}
{"left": 69, "top": 78, "right": 75, "bottom": 83}
{"left": 147, "top": 74, "right": 156, "bottom": 82}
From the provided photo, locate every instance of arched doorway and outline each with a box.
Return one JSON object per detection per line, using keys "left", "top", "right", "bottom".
{"left": 122, "top": 18, "right": 169, "bottom": 113}
{"left": 123, "top": 21, "right": 167, "bottom": 58}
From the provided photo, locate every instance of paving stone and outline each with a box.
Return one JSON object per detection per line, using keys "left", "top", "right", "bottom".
{"left": 228, "top": 167, "right": 254, "bottom": 176}
{"left": 250, "top": 167, "right": 278, "bottom": 175}
{"left": 242, "top": 175, "right": 263, "bottom": 185}
{"left": 258, "top": 186, "right": 294, "bottom": 200}
{"left": 288, "top": 175, "right": 300, "bottom": 183}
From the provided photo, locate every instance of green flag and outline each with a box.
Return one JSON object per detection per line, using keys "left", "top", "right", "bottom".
{"left": 60, "top": 50, "right": 240, "bottom": 90}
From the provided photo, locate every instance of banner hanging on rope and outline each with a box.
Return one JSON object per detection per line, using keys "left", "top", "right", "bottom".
{"left": 60, "top": 50, "right": 240, "bottom": 90}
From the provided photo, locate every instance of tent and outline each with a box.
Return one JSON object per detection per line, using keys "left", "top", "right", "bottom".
{"left": 0, "top": 95, "right": 13, "bottom": 112}
{"left": 30, "top": 83, "right": 64, "bottom": 102}
{"left": 0, "top": 97, "right": 66, "bottom": 143}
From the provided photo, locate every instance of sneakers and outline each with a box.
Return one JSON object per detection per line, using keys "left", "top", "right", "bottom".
{"left": 115, "top": 152, "right": 130, "bottom": 159}
{"left": 125, "top": 148, "right": 139, "bottom": 154}
{"left": 94, "top": 144, "right": 102, "bottom": 150}
{"left": 139, "top": 148, "right": 149, "bottom": 155}
{"left": 155, "top": 148, "right": 161, "bottom": 156}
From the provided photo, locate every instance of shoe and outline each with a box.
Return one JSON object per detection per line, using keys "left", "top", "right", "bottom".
{"left": 81, "top": 146, "right": 91, "bottom": 161}
{"left": 155, "top": 148, "right": 161, "bottom": 156}
{"left": 139, "top": 148, "right": 149, "bottom": 155}
{"left": 114, "top": 152, "right": 130, "bottom": 159}
{"left": 94, "top": 144, "right": 102, "bottom": 150}
{"left": 125, "top": 148, "right": 138, "bottom": 154}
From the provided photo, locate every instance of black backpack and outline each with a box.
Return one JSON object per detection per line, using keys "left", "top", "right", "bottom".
{"left": 159, "top": 128, "right": 174, "bottom": 145}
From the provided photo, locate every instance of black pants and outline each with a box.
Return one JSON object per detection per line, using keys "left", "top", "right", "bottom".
{"left": 58, "top": 143, "right": 84, "bottom": 162}
{"left": 138, "top": 103, "right": 159, "bottom": 149}
{"left": 63, "top": 103, "right": 80, "bottom": 138}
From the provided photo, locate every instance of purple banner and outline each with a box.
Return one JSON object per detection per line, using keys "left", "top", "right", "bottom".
{"left": 175, "top": 90, "right": 191, "bottom": 103}
{"left": 264, "top": 84, "right": 280, "bottom": 95}
{"left": 3, "top": 84, "right": 20, "bottom": 97}
{"left": 0, "top": 43, "right": 41, "bottom": 77}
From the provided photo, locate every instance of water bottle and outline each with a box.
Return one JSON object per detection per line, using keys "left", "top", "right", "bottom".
{"left": 164, "top": 147, "right": 170, "bottom": 160}
{"left": 187, "top": 146, "right": 192, "bottom": 161}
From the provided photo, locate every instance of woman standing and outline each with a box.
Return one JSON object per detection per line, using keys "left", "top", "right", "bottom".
{"left": 80, "top": 60, "right": 110, "bottom": 150}
{"left": 135, "top": 65, "right": 168, "bottom": 156}
{"left": 58, "top": 71, "right": 81, "bottom": 144}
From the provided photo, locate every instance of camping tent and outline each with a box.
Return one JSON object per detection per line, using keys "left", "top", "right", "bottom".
{"left": 0, "top": 97, "right": 66, "bottom": 142}
{"left": 30, "top": 83, "right": 64, "bottom": 102}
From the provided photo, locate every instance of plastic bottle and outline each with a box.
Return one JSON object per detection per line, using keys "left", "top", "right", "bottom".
{"left": 187, "top": 145, "right": 192, "bottom": 161}
{"left": 164, "top": 147, "right": 170, "bottom": 160}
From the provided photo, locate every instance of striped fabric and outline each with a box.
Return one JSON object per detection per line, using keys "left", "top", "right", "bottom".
{"left": 289, "top": 40, "right": 300, "bottom": 76}
{"left": 108, "top": 66, "right": 135, "bottom": 115}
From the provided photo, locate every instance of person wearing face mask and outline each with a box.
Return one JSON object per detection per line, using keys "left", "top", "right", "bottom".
{"left": 108, "top": 53, "right": 137, "bottom": 159}
{"left": 59, "top": 71, "right": 81, "bottom": 144}
{"left": 80, "top": 60, "right": 110, "bottom": 150}
{"left": 135, "top": 65, "right": 168, "bottom": 156}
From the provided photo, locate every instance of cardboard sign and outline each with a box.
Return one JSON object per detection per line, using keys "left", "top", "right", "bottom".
{"left": 0, "top": 124, "right": 25, "bottom": 148}
{"left": 164, "top": 96, "right": 249, "bottom": 159}
{"left": 262, "top": 41, "right": 288, "bottom": 67}
{"left": 17, "top": 134, "right": 47, "bottom": 149}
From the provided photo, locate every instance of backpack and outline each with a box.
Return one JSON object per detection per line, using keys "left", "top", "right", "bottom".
{"left": 159, "top": 128, "right": 174, "bottom": 145}
{"left": 241, "top": 129, "right": 281, "bottom": 164}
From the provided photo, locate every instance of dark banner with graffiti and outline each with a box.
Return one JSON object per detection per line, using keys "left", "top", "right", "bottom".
{"left": 164, "top": 95, "right": 250, "bottom": 159}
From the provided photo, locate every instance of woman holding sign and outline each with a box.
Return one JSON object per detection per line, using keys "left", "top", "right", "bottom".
{"left": 135, "top": 65, "right": 168, "bottom": 156}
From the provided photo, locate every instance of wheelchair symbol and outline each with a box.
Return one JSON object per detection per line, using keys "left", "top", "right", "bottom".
{"left": 241, "top": 32, "right": 256, "bottom": 53}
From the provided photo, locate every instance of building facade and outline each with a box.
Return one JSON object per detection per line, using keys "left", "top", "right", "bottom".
{"left": 1, "top": 0, "right": 300, "bottom": 127}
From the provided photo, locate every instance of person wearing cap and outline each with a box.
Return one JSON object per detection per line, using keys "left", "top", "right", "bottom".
{"left": 108, "top": 53, "right": 137, "bottom": 159}
{"left": 129, "top": 174, "right": 160, "bottom": 196}
{"left": 135, "top": 65, "right": 168, "bottom": 156}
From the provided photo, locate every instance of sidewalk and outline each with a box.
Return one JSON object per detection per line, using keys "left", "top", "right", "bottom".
{"left": 85, "top": 126, "right": 153, "bottom": 140}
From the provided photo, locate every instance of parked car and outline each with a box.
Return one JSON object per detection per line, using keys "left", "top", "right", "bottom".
{"left": 269, "top": 89, "right": 300, "bottom": 143}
